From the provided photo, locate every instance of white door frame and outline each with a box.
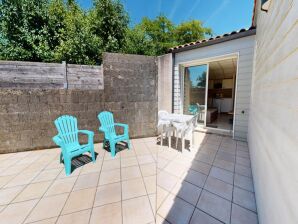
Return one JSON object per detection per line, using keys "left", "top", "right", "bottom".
{"left": 178, "top": 52, "right": 239, "bottom": 134}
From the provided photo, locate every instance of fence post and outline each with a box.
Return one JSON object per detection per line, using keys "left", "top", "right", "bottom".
{"left": 62, "top": 61, "right": 68, "bottom": 89}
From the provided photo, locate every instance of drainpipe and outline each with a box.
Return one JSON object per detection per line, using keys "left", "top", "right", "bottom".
{"left": 171, "top": 52, "right": 175, "bottom": 113}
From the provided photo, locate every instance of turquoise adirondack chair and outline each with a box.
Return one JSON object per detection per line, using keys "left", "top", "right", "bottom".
{"left": 98, "top": 111, "right": 130, "bottom": 157}
{"left": 53, "top": 115, "right": 95, "bottom": 176}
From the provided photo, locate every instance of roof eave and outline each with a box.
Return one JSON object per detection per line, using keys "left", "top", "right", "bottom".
{"left": 170, "top": 28, "right": 256, "bottom": 54}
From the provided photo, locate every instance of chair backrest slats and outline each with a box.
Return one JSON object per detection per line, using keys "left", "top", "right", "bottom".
{"left": 54, "top": 115, "right": 79, "bottom": 145}
{"left": 98, "top": 111, "right": 116, "bottom": 135}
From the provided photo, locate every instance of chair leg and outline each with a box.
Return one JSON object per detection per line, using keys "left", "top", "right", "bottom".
{"left": 160, "top": 132, "right": 163, "bottom": 146}
{"left": 90, "top": 147, "right": 96, "bottom": 162}
{"left": 127, "top": 139, "right": 131, "bottom": 149}
{"left": 182, "top": 135, "right": 185, "bottom": 152}
{"left": 110, "top": 142, "right": 116, "bottom": 157}
{"left": 64, "top": 157, "right": 72, "bottom": 176}
{"left": 103, "top": 139, "right": 106, "bottom": 149}
{"left": 176, "top": 132, "right": 179, "bottom": 150}
{"left": 60, "top": 152, "right": 63, "bottom": 163}
{"left": 168, "top": 133, "right": 171, "bottom": 148}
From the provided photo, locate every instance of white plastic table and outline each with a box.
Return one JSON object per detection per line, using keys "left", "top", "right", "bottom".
{"left": 159, "top": 113, "right": 195, "bottom": 150}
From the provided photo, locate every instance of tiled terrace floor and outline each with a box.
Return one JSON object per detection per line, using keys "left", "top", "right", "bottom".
{"left": 0, "top": 132, "right": 258, "bottom": 224}
{"left": 0, "top": 138, "right": 157, "bottom": 224}
{"left": 156, "top": 133, "right": 258, "bottom": 224}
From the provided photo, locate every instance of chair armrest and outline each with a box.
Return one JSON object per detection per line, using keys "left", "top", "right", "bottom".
{"left": 52, "top": 135, "right": 63, "bottom": 146}
{"left": 114, "top": 123, "right": 128, "bottom": 129}
{"left": 78, "top": 130, "right": 94, "bottom": 137}
{"left": 78, "top": 130, "right": 94, "bottom": 145}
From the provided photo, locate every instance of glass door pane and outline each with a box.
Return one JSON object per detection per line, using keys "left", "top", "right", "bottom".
{"left": 183, "top": 64, "right": 207, "bottom": 125}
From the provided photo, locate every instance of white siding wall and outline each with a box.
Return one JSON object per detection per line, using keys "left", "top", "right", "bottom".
{"left": 158, "top": 54, "right": 173, "bottom": 112}
{"left": 248, "top": 1, "right": 298, "bottom": 223}
{"left": 174, "top": 35, "right": 255, "bottom": 140}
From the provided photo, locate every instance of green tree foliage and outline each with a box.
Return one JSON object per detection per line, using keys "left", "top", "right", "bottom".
{"left": 0, "top": 0, "right": 54, "bottom": 61}
{"left": 175, "top": 20, "right": 212, "bottom": 44}
{"left": 123, "top": 16, "right": 212, "bottom": 56}
{"left": 0, "top": 0, "right": 212, "bottom": 63}
{"left": 89, "top": 0, "right": 129, "bottom": 53}
{"left": 53, "top": 0, "right": 102, "bottom": 64}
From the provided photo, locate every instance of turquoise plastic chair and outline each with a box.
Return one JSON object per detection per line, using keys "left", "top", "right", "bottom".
{"left": 188, "top": 104, "right": 199, "bottom": 115}
{"left": 98, "top": 111, "right": 130, "bottom": 157}
{"left": 52, "top": 115, "right": 95, "bottom": 176}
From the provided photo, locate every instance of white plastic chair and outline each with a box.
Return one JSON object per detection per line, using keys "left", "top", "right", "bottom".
{"left": 158, "top": 110, "right": 175, "bottom": 148}
{"left": 173, "top": 114, "right": 198, "bottom": 151}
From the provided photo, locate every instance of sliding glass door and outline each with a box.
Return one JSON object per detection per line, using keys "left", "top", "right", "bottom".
{"left": 183, "top": 64, "right": 208, "bottom": 125}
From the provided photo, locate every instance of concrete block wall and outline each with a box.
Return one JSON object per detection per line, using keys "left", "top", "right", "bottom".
{"left": 0, "top": 53, "right": 158, "bottom": 153}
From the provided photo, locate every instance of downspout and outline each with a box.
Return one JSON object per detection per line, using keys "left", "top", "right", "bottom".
{"left": 171, "top": 52, "right": 175, "bottom": 113}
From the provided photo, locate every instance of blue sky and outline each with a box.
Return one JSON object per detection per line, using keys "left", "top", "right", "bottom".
{"left": 78, "top": 0, "right": 254, "bottom": 36}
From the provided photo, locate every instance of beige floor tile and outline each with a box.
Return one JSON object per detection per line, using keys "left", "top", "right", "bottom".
{"left": 148, "top": 193, "right": 156, "bottom": 215}
{"left": 156, "top": 187, "right": 170, "bottom": 209}
{"left": 190, "top": 209, "right": 223, "bottom": 224}
{"left": 46, "top": 159, "right": 65, "bottom": 170}
{"left": 0, "top": 205, "right": 5, "bottom": 212}
{"left": 104, "top": 150, "right": 120, "bottom": 160}
{"left": 231, "top": 203, "right": 258, "bottom": 224}
{"left": 233, "top": 187, "right": 257, "bottom": 212}
{"left": 102, "top": 159, "right": 120, "bottom": 171}
{"left": 204, "top": 176, "right": 233, "bottom": 201}
{"left": 122, "top": 178, "right": 147, "bottom": 200}
{"left": 0, "top": 199, "right": 38, "bottom": 224}
{"left": 182, "top": 169, "right": 207, "bottom": 188}
{"left": 62, "top": 188, "right": 96, "bottom": 215}
{"left": 80, "top": 160, "right": 102, "bottom": 175}
{"left": 122, "top": 196, "right": 154, "bottom": 224}
{"left": 25, "top": 193, "right": 68, "bottom": 223}
{"left": 190, "top": 160, "right": 211, "bottom": 175}
{"left": 73, "top": 172, "right": 99, "bottom": 191}
{"left": 120, "top": 148, "right": 136, "bottom": 158}
{"left": 94, "top": 182, "right": 121, "bottom": 207}
{"left": 156, "top": 214, "right": 170, "bottom": 224}
{"left": 171, "top": 180, "right": 202, "bottom": 206}
{"left": 57, "top": 166, "right": 82, "bottom": 179}
{"left": 56, "top": 209, "right": 91, "bottom": 224}
{"left": 213, "top": 159, "right": 235, "bottom": 172}
{"left": 234, "top": 174, "right": 254, "bottom": 192}
{"left": 197, "top": 190, "right": 231, "bottom": 224}
{"left": 5, "top": 171, "right": 39, "bottom": 188}
{"left": 164, "top": 161, "right": 188, "bottom": 178}
{"left": 27, "top": 217, "right": 57, "bottom": 224}
{"left": 23, "top": 162, "right": 48, "bottom": 174}
{"left": 0, "top": 164, "right": 28, "bottom": 176}
{"left": 144, "top": 176, "right": 156, "bottom": 194}
{"left": 13, "top": 181, "right": 52, "bottom": 203}
{"left": 140, "top": 163, "right": 156, "bottom": 177}
{"left": 99, "top": 169, "right": 120, "bottom": 185}
{"left": 209, "top": 166, "right": 234, "bottom": 185}
{"left": 0, "top": 185, "right": 24, "bottom": 205}
{"left": 195, "top": 152, "right": 215, "bottom": 165}
{"left": 0, "top": 175, "right": 15, "bottom": 188}
{"left": 157, "top": 194, "right": 194, "bottom": 224}
{"left": 90, "top": 202, "right": 122, "bottom": 224}
{"left": 121, "top": 166, "right": 142, "bottom": 180}
{"left": 121, "top": 157, "right": 138, "bottom": 168}
{"left": 45, "top": 177, "right": 77, "bottom": 196}
{"left": 157, "top": 157, "right": 170, "bottom": 169}
{"left": 235, "top": 164, "right": 252, "bottom": 178}
{"left": 30, "top": 217, "right": 58, "bottom": 224}
{"left": 137, "top": 154, "right": 155, "bottom": 165}
{"left": 157, "top": 171, "right": 179, "bottom": 192}
{"left": 32, "top": 168, "right": 62, "bottom": 183}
